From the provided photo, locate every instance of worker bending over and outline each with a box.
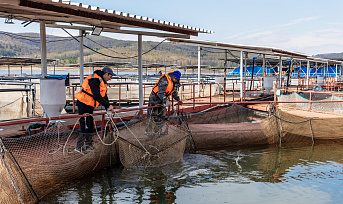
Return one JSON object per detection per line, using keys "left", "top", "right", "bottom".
{"left": 146, "top": 70, "right": 182, "bottom": 136}
{"left": 74, "top": 67, "right": 114, "bottom": 153}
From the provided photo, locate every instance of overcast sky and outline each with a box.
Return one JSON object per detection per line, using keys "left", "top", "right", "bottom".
{"left": 1, "top": 0, "right": 343, "bottom": 55}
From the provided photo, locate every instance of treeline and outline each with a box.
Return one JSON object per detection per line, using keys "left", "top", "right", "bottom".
{"left": 0, "top": 32, "right": 231, "bottom": 67}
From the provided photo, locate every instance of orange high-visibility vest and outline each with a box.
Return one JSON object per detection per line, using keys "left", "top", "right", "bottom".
{"left": 152, "top": 72, "right": 175, "bottom": 98}
{"left": 75, "top": 73, "right": 107, "bottom": 108}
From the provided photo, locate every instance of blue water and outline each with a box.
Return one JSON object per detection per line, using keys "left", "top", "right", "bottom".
{"left": 42, "top": 143, "right": 343, "bottom": 204}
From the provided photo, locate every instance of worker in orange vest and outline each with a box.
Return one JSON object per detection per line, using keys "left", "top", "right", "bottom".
{"left": 146, "top": 70, "right": 182, "bottom": 136}
{"left": 74, "top": 67, "right": 114, "bottom": 153}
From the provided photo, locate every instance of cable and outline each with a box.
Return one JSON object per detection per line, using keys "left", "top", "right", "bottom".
{"left": 85, "top": 36, "right": 132, "bottom": 58}
{"left": 62, "top": 28, "right": 166, "bottom": 60}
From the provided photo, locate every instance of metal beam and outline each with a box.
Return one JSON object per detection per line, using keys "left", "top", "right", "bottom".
{"left": 46, "top": 24, "right": 190, "bottom": 39}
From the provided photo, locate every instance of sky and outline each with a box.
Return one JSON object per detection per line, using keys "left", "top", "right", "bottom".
{"left": 1, "top": 0, "right": 343, "bottom": 55}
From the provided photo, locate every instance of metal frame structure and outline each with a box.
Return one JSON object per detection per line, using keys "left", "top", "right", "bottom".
{"left": 168, "top": 38, "right": 343, "bottom": 98}
{"left": 0, "top": 0, "right": 212, "bottom": 110}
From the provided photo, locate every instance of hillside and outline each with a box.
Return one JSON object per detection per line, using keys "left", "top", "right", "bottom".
{"left": 316, "top": 52, "right": 343, "bottom": 60}
{"left": 0, "top": 31, "right": 226, "bottom": 67}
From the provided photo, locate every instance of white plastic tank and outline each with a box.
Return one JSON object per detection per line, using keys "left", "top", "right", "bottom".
{"left": 40, "top": 79, "right": 66, "bottom": 118}
{"left": 317, "top": 76, "right": 324, "bottom": 86}
{"left": 263, "top": 76, "right": 274, "bottom": 94}
{"left": 215, "top": 77, "right": 225, "bottom": 94}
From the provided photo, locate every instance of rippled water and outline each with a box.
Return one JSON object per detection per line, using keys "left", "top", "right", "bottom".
{"left": 42, "top": 143, "right": 343, "bottom": 204}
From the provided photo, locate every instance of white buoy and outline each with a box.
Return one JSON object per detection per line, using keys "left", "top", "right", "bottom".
{"left": 40, "top": 79, "right": 66, "bottom": 118}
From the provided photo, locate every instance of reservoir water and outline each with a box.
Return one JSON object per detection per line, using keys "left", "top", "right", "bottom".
{"left": 42, "top": 143, "right": 343, "bottom": 203}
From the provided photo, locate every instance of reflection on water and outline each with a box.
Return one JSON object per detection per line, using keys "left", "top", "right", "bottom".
{"left": 42, "top": 143, "right": 343, "bottom": 203}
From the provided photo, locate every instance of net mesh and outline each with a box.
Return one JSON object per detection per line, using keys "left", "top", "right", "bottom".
{"left": 265, "top": 105, "right": 343, "bottom": 143}
{"left": 2, "top": 104, "right": 343, "bottom": 203}
{"left": 117, "top": 117, "right": 190, "bottom": 168}
{"left": 0, "top": 119, "right": 118, "bottom": 203}
{"left": 169, "top": 104, "right": 268, "bottom": 124}
{"left": 278, "top": 92, "right": 343, "bottom": 114}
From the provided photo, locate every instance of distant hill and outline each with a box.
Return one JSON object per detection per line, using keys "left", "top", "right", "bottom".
{"left": 0, "top": 31, "right": 225, "bottom": 67}
{"left": 316, "top": 52, "right": 343, "bottom": 60}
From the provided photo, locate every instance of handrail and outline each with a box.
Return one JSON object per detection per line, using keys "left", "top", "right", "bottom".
{"left": 0, "top": 105, "right": 157, "bottom": 127}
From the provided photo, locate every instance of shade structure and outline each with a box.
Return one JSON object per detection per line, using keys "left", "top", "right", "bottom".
{"left": 293, "top": 66, "right": 316, "bottom": 77}
{"left": 228, "top": 66, "right": 276, "bottom": 76}
{"left": 327, "top": 66, "right": 341, "bottom": 76}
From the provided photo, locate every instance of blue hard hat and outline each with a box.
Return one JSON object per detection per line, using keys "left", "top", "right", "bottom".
{"left": 173, "top": 71, "right": 181, "bottom": 80}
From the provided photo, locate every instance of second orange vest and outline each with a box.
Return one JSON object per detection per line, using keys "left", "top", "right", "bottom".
{"left": 152, "top": 72, "right": 175, "bottom": 98}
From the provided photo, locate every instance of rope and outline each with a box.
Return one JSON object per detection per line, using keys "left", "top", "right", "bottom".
{"left": 113, "top": 111, "right": 150, "bottom": 154}
{"left": 309, "top": 118, "right": 315, "bottom": 144}
{"left": 0, "top": 97, "right": 22, "bottom": 109}
{"left": 268, "top": 104, "right": 316, "bottom": 145}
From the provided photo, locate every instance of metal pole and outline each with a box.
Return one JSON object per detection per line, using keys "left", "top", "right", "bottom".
{"left": 306, "top": 60, "right": 310, "bottom": 88}
{"left": 40, "top": 22, "right": 47, "bottom": 78}
{"left": 8, "top": 65, "right": 10, "bottom": 76}
{"left": 79, "top": 30, "right": 84, "bottom": 86}
{"left": 262, "top": 54, "right": 265, "bottom": 91}
{"left": 250, "top": 57, "right": 256, "bottom": 91}
{"left": 279, "top": 56, "right": 282, "bottom": 88}
{"left": 138, "top": 34, "right": 143, "bottom": 109}
{"left": 240, "top": 51, "right": 243, "bottom": 99}
{"left": 244, "top": 52, "right": 247, "bottom": 78}
{"left": 224, "top": 50, "right": 227, "bottom": 79}
{"left": 198, "top": 46, "right": 201, "bottom": 97}
{"left": 336, "top": 64, "right": 338, "bottom": 81}
{"left": 20, "top": 64, "right": 22, "bottom": 77}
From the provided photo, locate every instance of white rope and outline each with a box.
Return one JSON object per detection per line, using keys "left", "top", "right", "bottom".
{"left": 113, "top": 111, "right": 150, "bottom": 154}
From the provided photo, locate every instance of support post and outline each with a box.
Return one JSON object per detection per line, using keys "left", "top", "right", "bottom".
{"left": 198, "top": 46, "right": 201, "bottom": 97}
{"left": 40, "top": 22, "right": 47, "bottom": 78}
{"left": 138, "top": 35, "right": 143, "bottom": 109}
{"left": 8, "top": 65, "right": 10, "bottom": 76}
{"left": 79, "top": 30, "right": 84, "bottom": 86}
{"left": 279, "top": 56, "right": 282, "bottom": 88}
{"left": 306, "top": 60, "right": 310, "bottom": 89}
{"left": 240, "top": 51, "right": 244, "bottom": 100}
{"left": 224, "top": 50, "right": 227, "bottom": 79}
{"left": 262, "top": 54, "right": 265, "bottom": 92}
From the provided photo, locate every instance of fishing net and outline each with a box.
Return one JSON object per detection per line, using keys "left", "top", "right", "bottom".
{"left": 169, "top": 104, "right": 268, "bottom": 124}
{"left": 278, "top": 92, "right": 343, "bottom": 114}
{"left": 0, "top": 118, "right": 118, "bottom": 203}
{"left": 264, "top": 104, "right": 343, "bottom": 144}
{"left": 116, "top": 117, "right": 191, "bottom": 168}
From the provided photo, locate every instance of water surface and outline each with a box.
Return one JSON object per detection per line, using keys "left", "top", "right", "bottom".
{"left": 42, "top": 143, "right": 343, "bottom": 204}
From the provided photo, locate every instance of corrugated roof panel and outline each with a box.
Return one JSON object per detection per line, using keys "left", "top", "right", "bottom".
{"left": 14, "top": 0, "right": 213, "bottom": 35}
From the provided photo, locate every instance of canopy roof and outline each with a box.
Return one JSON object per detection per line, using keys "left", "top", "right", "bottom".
{"left": 0, "top": 56, "right": 57, "bottom": 65}
{"left": 168, "top": 38, "right": 343, "bottom": 65}
{"left": 0, "top": 0, "right": 212, "bottom": 38}
{"left": 66, "top": 61, "right": 131, "bottom": 67}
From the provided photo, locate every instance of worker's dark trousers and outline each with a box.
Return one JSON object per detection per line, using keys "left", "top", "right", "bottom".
{"left": 76, "top": 102, "right": 95, "bottom": 148}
